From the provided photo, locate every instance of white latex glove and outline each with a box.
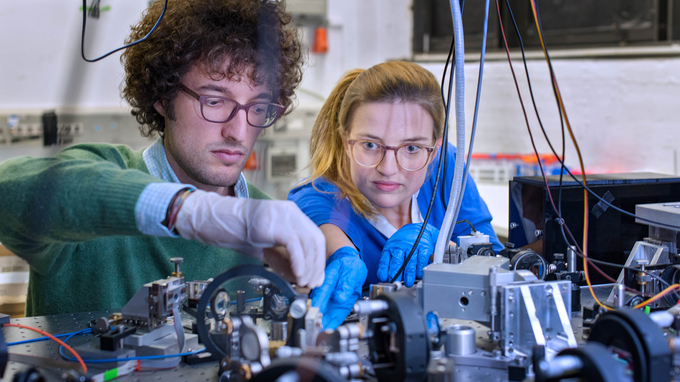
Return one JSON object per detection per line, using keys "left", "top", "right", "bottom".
{"left": 174, "top": 190, "right": 325, "bottom": 288}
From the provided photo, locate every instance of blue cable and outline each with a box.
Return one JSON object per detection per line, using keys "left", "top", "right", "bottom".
{"left": 7, "top": 328, "right": 90, "bottom": 346}
{"left": 230, "top": 297, "right": 261, "bottom": 305}
{"left": 12, "top": 299, "right": 260, "bottom": 360}
{"left": 13, "top": 298, "right": 258, "bottom": 358}
{"left": 59, "top": 328, "right": 206, "bottom": 363}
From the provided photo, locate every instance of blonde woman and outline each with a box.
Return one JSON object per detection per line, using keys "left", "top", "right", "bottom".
{"left": 289, "top": 61, "right": 502, "bottom": 329}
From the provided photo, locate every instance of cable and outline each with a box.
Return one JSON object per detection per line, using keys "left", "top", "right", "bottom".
{"left": 499, "top": 0, "right": 678, "bottom": 311}
{"left": 495, "top": 0, "right": 608, "bottom": 309}
{"left": 502, "top": 0, "right": 575, "bottom": 262}
{"left": 505, "top": 0, "right": 680, "bottom": 232}
{"left": 451, "top": 0, "right": 490, "bottom": 239}
{"left": 501, "top": 0, "right": 680, "bottom": 261}
{"left": 4, "top": 323, "right": 88, "bottom": 373}
{"left": 574, "top": 251, "right": 672, "bottom": 289}
{"left": 523, "top": 0, "right": 677, "bottom": 310}
{"left": 59, "top": 328, "right": 206, "bottom": 364}
{"left": 633, "top": 284, "right": 680, "bottom": 309}
{"left": 388, "top": 1, "right": 463, "bottom": 283}
{"left": 500, "top": 1, "right": 633, "bottom": 293}
{"left": 456, "top": 220, "right": 476, "bottom": 233}
{"left": 438, "top": 0, "right": 465, "bottom": 212}
{"left": 388, "top": 102, "right": 449, "bottom": 282}
{"left": 439, "top": 33, "right": 455, "bottom": 211}
{"left": 230, "top": 298, "right": 261, "bottom": 305}
{"left": 432, "top": 0, "right": 468, "bottom": 263}
{"left": 507, "top": 0, "right": 680, "bottom": 265}
{"left": 81, "top": 0, "right": 168, "bottom": 62}
{"left": 534, "top": 0, "right": 595, "bottom": 309}
{"left": 62, "top": 349, "right": 205, "bottom": 364}
{"left": 6, "top": 328, "right": 90, "bottom": 346}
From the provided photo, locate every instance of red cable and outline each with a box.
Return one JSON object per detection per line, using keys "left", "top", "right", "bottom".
{"left": 3, "top": 323, "right": 88, "bottom": 373}
{"left": 494, "top": 1, "right": 635, "bottom": 296}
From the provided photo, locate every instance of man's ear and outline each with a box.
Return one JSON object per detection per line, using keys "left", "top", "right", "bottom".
{"left": 153, "top": 100, "right": 167, "bottom": 117}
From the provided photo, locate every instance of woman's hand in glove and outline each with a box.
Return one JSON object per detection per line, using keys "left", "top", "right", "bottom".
{"left": 377, "top": 223, "right": 439, "bottom": 287}
{"left": 310, "top": 246, "right": 367, "bottom": 330}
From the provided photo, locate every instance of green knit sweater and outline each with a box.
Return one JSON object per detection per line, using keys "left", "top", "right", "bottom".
{"left": 0, "top": 143, "right": 268, "bottom": 316}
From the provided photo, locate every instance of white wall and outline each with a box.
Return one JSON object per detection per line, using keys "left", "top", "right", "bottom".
{"left": 300, "top": 0, "right": 413, "bottom": 97}
{"left": 0, "top": 1, "right": 147, "bottom": 111}
{"left": 420, "top": 56, "right": 680, "bottom": 175}
{"left": 1, "top": 0, "right": 679, "bottom": 175}
{"left": 302, "top": 0, "right": 680, "bottom": 177}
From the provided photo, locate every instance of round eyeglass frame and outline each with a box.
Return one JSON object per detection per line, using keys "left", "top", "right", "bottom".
{"left": 179, "top": 83, "right": 286, "bottom": 128}
{"left": 347, "top": 139, "right": 436, "bottom": 172}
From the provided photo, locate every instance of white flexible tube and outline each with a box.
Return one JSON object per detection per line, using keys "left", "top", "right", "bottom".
{"left": 433, "top": 0, "right": 466, "bottom": 263}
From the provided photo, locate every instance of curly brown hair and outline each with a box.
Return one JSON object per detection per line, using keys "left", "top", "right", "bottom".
{"left": 121, "top": 0, "right": 304, "bottom": 136}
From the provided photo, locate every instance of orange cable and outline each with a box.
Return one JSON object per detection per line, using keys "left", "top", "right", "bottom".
{"left": 3, "top": 323, "right": 88, "bottom": 373}
{"left": 633, "top": 284, "right": 680, "bottom": 309}
{"left": 527, "top": 0, "right": 606, "bottom": 310}
{"left": 529, "top": 1, "right": 680, "bottom": 311}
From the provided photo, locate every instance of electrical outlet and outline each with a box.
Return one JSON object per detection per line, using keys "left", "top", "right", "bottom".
{"left": 71, "top": 122, "right": 84, "bottom": 135}
{"left": 19, "top": 123, "right": 42, "bottom": 138}
{"left": 57, "top": 122, "right": 84, "bottom": 136}
{"left": 9, "top": 125, "right": 24, "bottom": 137}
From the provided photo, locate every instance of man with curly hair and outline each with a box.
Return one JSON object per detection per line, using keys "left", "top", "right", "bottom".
{"left": 0, "top": 0, "right": 325, "bottom": 316}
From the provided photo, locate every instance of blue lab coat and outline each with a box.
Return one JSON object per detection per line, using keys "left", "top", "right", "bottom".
{"left": 288, "top": 143, "right": 503, "bottom": 286}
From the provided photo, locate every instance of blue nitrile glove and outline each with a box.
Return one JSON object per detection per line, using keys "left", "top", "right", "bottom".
{"left": 377, "top": 223, "right": 440, "bottom": 287}
{"left": 310, "top": 246, "right": 367, "bottom": 330}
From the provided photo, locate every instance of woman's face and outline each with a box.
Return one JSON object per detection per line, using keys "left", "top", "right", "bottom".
{"left": 344, "top": 101, "right": 441, "bottom": 216}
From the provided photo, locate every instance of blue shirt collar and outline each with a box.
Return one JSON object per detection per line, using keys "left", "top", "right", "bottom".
{"left": 143, "top": 138, "right": 249, "bottom": 198}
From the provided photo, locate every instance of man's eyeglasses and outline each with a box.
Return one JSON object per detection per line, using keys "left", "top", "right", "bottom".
{"left": 179, "top": 84, "right": 285, "bottom": 128}
{"left": 347, "top": 139, "right": 436, "bottom": 172}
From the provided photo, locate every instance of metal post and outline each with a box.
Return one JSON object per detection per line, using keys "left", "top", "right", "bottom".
{"left": 615, "top": 283, "right": 626, "bottom": 309}
{"left": 567, "top": 246, "right": 577, "bottom": 273}
{"left": 488, "top": 266, "right": 499, "bottom": 341}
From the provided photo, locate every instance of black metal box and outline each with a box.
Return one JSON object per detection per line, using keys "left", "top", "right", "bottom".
{"left": 508, "top": 172, "right": 680, "bottom": 283}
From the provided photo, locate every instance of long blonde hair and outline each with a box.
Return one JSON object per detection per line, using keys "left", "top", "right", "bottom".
{"left": 307, "top": 61, "right": 445, "bottom": 217}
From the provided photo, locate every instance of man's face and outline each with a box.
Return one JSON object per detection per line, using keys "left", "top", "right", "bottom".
{"left": 156, "top": 61, "right": 271, "bottom": 194}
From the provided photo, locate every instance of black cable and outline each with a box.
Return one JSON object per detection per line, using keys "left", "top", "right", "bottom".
{"left": 81, "top": 0, "right": 168, "bottom": 62}
{"left": 388, "top": 113, "right": 449, "bottom": 283}
{"left": 452, "top": 0, "right": 491, "bottom": 240}
{"left": 661, "top": 265, "right": 680, "bottom": 305}
{"left": 439, "top": 0, "right": 466, "bottom": 211}
{"left": 578, "top": 250, "right": 680, "bottom": 304}
{"left": 506, "top": 2, "right": 680, "bottom": 302}
{"left": 388, "top": 0, "right": 465, "bottom": 284}
{"left": 503, "top": 0, "right": 680, "bottom": 234}
{"left": 439, "top": 36, "right": 455, "bottom": 211}
{"left": 501, "top": 1, "right": 680, "bottom": 306}
{"left": 388, "top": 68, "right": 453, "bottom": 282}
{"left": 456, "top": 220, "right": 476, "bottom": 233}
{"left": 527, "top": 3, "right": 680, "bottom": 301}
{"left": 504, "top": 0, "right": 573, "bottom": 252}
{"left": 504, "top": 0, "right": 574, "bottom": 254}
{"left": 574, "top": 254, "right": 672, "bottom": 289}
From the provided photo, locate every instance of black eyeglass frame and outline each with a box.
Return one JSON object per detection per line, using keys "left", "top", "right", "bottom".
{"left": 347, "top": 139, "right": 437, "bottom": 172}
{"left": 178, "top": 83, "right": 286, "bottom": 128}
